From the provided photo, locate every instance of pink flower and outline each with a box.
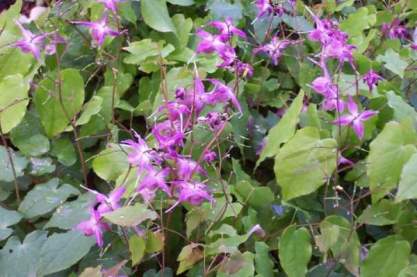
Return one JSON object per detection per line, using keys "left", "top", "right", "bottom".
{"left": 176, "top": 181, "right": 212, "bottom": 205}
{"left": 311, "top": 76, "right": 345, "bottom": 112}
{"left": 338, "top": 153, "right": 354, "bottom": 167}
{"left": 73, "top": 15, "right": 119, "bottom": 46}
{"left": 254, "top": 37, "right": 292, "bottom": 65}
{"left": 196, "top": 29, "right": 227, "bottom": 54}
{"left": 176, "top": 157, "right": 205, "bottom": 181}
{"left": 205, "top": 79, "right": 242, "bottom": 114}
{"left": 333, "top": 97, "right": 378, "bottom": 139}
{"left": 137, "top": 168, "right": 171, "bottom": 201}
{"left": 13, "top": 21, "right": 47, "bottom": 60}
{"left": 152, "top": 120, "right": 185, "bottom": 149}
{"left": 96, "top": 186, "right": 126, "bottom": 214}
{"left": 203, "top": 150, "right": 217, "bottom": 163}
{"left": 76, "top": 209, "right": 110, "bottom": 247}
{"left": 122, "top": 132, "right": 160, "bottom": 170}
{"left": 255, "top": 0, "right": 274, "bottom": 19}
{"left": 382, "top": 19, "right": 408, "bottom": 40}
{"left": 97, "top": 0, "right": 122, "bottom": 12}
{"left": 363, "top": 70, "right": 383, "bottom": 91}
{"left": 209, "top": 17, "right": 246, "bottom": 39}
{"left": 198, "top": 112, "right": 227, "bottom": 131}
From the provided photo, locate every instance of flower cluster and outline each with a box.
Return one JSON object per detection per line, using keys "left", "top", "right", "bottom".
{"left": 13, "top": 21, "right": 64, "bottom": 60}
{"left": 255, "top": 0, "right": 296, "bottom": 20}
{"left": 76, "top": 186, "right": 125, "bottom": 247}
{"left": 382, "top": 18, "right": 408, "bottom": 40}
{"left": 308, "top": 15, "right": 377, "bottom": 139}
{"left": 254, "top": 36, "right": 293, "bottom": 65}
{"left": 196, "top": 17, "right": 253, "bottom": 77}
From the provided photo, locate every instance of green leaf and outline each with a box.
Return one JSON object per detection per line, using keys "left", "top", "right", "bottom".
{"left": 29, "top": 157, "right": 56, "bottom": 176}
{"left": 10, "top": 110, "right": 50, "bottom": 157}
{"left": 167, "top": 0, "right": 194, "bottom": 6}
{"left": 34, "top": 69, "right": 85, "bottom": 137}
{"left": 176, "top": 244, "right": 203, "bottom": 274}
{"left": 396, "top": 153, "right": 417, "bottom": 201}
{"left": 218, "top": 252, "right": 255, "bottom": 277}
{"left": 358, "top": 199, "right": 402, "bottom": 225}
{"left": 123, "top": 39, "right": 164, "bottom": 64}
{"left": 51, "top": 137, "right": 77, "bottom": 166}
{"left": 39, "top": 230, "right": 95, "bottom": 275}
{"left": 145, "top": 231, "right": 164, "bottom": 253}
{"left": 103, "top": 203, "right": 158, "bottom": 227}
{"left": 141, "top": 0, "right": 176, "bottom": 34}
{"left": 0, "top": 206, "right": 22, "bottom": 241}
{"left": 79, "top": 266, "right": 103, "bottom": 277}
{"left": 0, "top": 146, "right": 28, "bottom": 182}
{"left": 399, "top": 265, "right": 417, "bottom": 277}
{"left": 129, "top": 235, "right": 146, "bottom": 266}
{"left": 340, "top": 7, "right": 376, "bottom": 36}
{"left": 18, "top": 178, "right": 79, "bottom": 218}
{"left": 0, "top": 74, "right": 30, "bottom": 133}
{"left": 368, "top": 121, "right": 417, "bottom": 202}
{"left": 257, "top": 91, "right": 305, "bottom": 166}
{"left": 234, "top": 180, "right": 274, "bottom": 209}
{"left": 361, "top": 235, "right": 410, "bottom": 277}
{"left": 92, "top": 144, "right": 129, "bottom": 181}
{"left": 279, "top": 225, "right": 312, "bottom": 277}
{"left": 75, "top": 96, "right": 103, "bottom": 126}
{"left": 376, "top": 49, "right": 408, "bottom": 78}
{"left": 386, "top": 91, "right": 417, "bottom": 126}
{"left": 255, "top": 242, "right": 274, "bottom": 277}
{"left": 0, "top": 231, "right": 48, "bottom": 277}
{"left": 274, "top": 127, "right": 337, "bottom": 201}
{"left": 208, "top": 0, "right": 243, "bottom": 21}
{"left": 45, "top": 193, "right": 95, "bottom": 230}
{"left": 317, "top": 216, "right": 360, "bottom": 275}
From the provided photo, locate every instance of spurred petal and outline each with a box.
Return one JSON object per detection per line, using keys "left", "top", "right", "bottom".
{"left": 359, "top": 110, "right": 378, "bottom": 121}
{"left": 333, "top": 115, "right": 353, "bottom": 126}
{"left": 352, "top": 119, "right": 365, "bottom": 139}
{"left": 347, "top": 96, "right": 358, "bottom": 115}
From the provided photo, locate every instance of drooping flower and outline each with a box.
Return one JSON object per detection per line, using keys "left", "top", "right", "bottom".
{"left": 255, "top": 0, "right": 273, "bottom": 19}
{"left": 333, "top": 97, "right": 378, "bottom": 139}
{"left": 73, "top": 15, "right": 119, "bottom": 46}
{"left": 311, "top": 76, "right": 345, "bottom": 112}
{"left": 175, "top": 181, "right": 213, "bottom": 206}
{"left": 97, "top": 0, "right": 121, "bottom": 12}
{"left": 122, "top": 132, "right": 160, "bottom": 170}
{"left": 44, "top": 33, "right": 66, "bottom": 56}
{"left": 152, "top": 120, "right": 185, "bottom": 149}
{"left": 195, "top": 29, "right": 227, "bottom": 54}
{"left": 176, "top": 157, "right": 205, "bottom": 181}
{"left": 13, "top": 21, "right": 47, "bottom": 60}
{"left": 382, "top": 19, "right": 408, "bottom": 40}
{"left": 254, "top": 37, "right": 292, "bottom": 65}
{"left": 338, "top": 153, "right": 354, "bottom": 167}
{"left": 209, "top": 17, "right": 246, "bottom": 39}
{"left": 198, "top": 112, "right": 227, "bottom": 131}
{"left": 235, "top": 61, "right": 254, "bottom": 78}
{"left": 137, "top": 168, "right": 171, "bottom": 201}
{"left": 76, "top": 208, "right": 110, "bottom": 247}
{"left": 363, "top": 70, "right": 383, "bottom": 91}
{"left": 205, "top": 79, "right": 242, "bottom": 114}
{"left": 203, "top": 150, "right": 217, "bottom": 163}
{"left": 96, "top": 186, "right": 126, "bottom": 214}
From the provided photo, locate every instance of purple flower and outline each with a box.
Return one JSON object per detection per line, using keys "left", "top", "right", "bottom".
{"left": 122, "top": 132, "right": 160, "bottom": 170}
{"left": 96, "top": 186, "right": 126, "bottom": 214}
{"left": 217, "top": 45, "right": 237, "bottom": 67}
{"left": 175, "top": 181, "right": 213, "bottom": 205}
{"left": 152, "top": 120, "right": 185, "bottom": 149}
{"left": 255, "top": 0, "right": 273, "bottom": 19}
{"left": 333, "top": 97, "right": 378, "bottom": 139}
{"left": 235, "top": 61, "right": 253, "bottom": 78}
{"left": 76, "top": 208, "right": 110, "bottom": 247}
{"left": 73, "top": 15, "right": 119, "bottom": 46}
{"left": 198, "top": 112, "right": 227, "bottom": 131}
{"left": 311, "top": 76, "right": 345, "bottom": 112}
{"left": 209, "top": 17, "right": 246, "bottom": 39}
{"left": 159, "top": 101, "right": 190, "bottom": 121}
{"left": 203, "top": 150, "right": 217, "bottom": 163}
{"left": 44, "top": 33, "right": 66, "bottom": 56}
{"left": 205, "top": 79, "right": 242, "bottom": 114}
{"left": 382, "top": 19, "right": 408, "bottom": 40}
{"left": 323, "top": 40, "right": 355, "bottom": 65}
{"left": 363, "top": 70, "right": 383, "bottom": 91}
{"left": 196, "top": 29, "right": 227, "bottom": 54}
{"left": 176, "top": 157, "right": 205, "bottom": 181}
{"left": 254, "top": 37, "right": 292, "bottom": 65}
{"left": 177, "top": 77, "right": 207, "bottom": 115}
{"left": 338, "top": 153, "right": 354, "bottom": 167}
{"left": 97, "top": 0, "right": 122, "bottom": 12}
{"left": 138, "top": 168, "right": 171, "bottom": 201}
{"left": 13, "top": 21, "right": 47, "bottom": 60}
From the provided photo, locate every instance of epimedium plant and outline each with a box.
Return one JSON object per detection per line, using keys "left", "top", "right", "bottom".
{"left": 0, "top": 0, "right": 417, "bottom": 276}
